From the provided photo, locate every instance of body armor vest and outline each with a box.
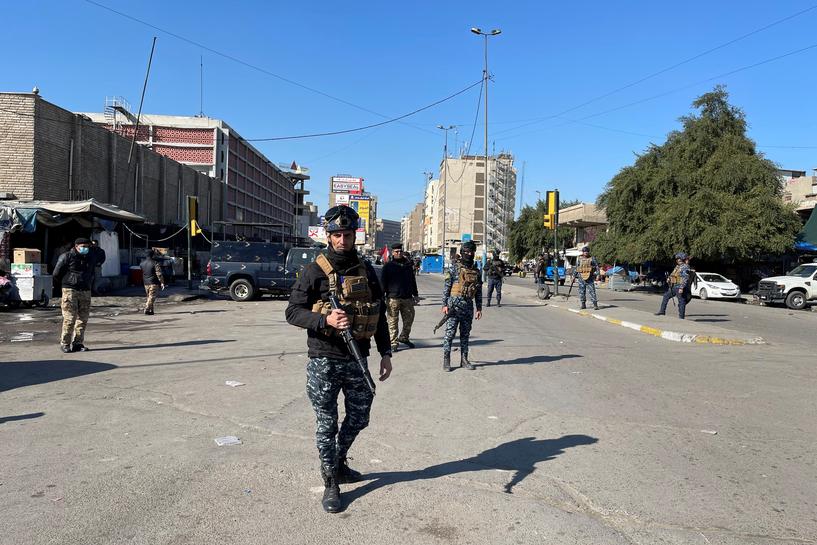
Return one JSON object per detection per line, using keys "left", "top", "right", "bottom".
{"left": 669, "top": 265, "right": 684, "bottom": 286}
{"left": 576, "top": 256, "right": 594, "bottom": 280}
{"left": 311, "top": 254, "right": 380, "bottom": 340}
{"left": 450, "top": 266, "right": 479, "bottom": 298}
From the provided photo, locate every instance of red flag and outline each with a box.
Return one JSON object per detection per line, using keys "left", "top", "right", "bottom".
{"left": 379, "top": 245, "right": 390, "bottom": 263}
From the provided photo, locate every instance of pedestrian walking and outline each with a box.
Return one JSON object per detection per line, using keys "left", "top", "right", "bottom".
{"left": 655, "top": 252, "right": 690, "bottom": 319}
{"left": 140, "top": 249, "right": 166, "bottom": 315}
{"left": 486, "top": 250, "right": 505, "bottom": 307}
{"left": 285, "top": 205, "right": 392, "bottom": 514}
{"left": 53, "top": 237, "right": 95, "bottom": 353}
{"left": 574, "top": 246, "right": 600, "bottom": 310}
{"left": 381, "top": 243, "right": 419, "bottom": 352}
{"left": 441, "top": 241, "right": 483, "bottom": 371}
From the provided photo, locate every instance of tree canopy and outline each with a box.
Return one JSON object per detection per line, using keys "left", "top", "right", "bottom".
{"left": 507, "top": 198, "right": 579, "bottom": 262}
{"left": 592, "top": 86, "right": 801, "bottom": 264}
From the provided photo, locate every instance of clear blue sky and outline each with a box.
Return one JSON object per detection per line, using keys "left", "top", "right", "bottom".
{"left": 3, "top": 1, "right": 817, "bottom": 221}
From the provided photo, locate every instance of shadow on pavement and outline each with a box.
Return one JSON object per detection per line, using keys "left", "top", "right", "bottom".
{"left": 0, "top": 412, "right": 45, "bottom": 424}
{"left": 92, "top": 339, "right": 236, "bottom": 351}
{"left": 479, "top": 354, "right": 582, "bottom": 367}
{"left": 343, "top": 434, "right": 599, "bottom": 508}
{"left": 161, "top": 309, "right": 229, "bottom": 315}
{"left": 408, "top": 339, "right": 504, "bottom": 349}
{"left": 691, "top": 318, "right": 731, "bottom": 323}
{"left": 0, "top": 360, "right": 117, "bottom": 393}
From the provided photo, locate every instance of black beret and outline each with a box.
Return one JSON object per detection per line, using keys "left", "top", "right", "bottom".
{"left": 74, "top": 237, "right": 91, "bottom": 245}
{"left": 391, "top": 243, "right": 403, "bottom": 250}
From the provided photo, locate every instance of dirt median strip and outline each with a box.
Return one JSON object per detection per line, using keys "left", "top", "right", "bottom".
{"left": 547, "top": 303, "right": 766, "bottom": 345}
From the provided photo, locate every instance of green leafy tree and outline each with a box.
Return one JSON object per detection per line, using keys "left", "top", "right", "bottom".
{"left": 593, "top": 86, "right": 800, "bottom": 264}
{"left": 507, "top": 198, "right": 579, "bottom": 261}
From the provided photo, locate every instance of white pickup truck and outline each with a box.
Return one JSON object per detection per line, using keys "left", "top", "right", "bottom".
{"left": 755, "top": 262, "right": 817, "bottom": 310}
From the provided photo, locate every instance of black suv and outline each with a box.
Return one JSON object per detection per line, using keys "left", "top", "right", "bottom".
{"left": 203, "top": 241, "right": 322, "bottom": 301}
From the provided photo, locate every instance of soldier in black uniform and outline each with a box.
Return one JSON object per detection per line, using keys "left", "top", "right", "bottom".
{"left": 285, "top": 205, "right": 393, "bottom": 513}
{"left": 486, "top": 250, "right": 505, "bottom": 307}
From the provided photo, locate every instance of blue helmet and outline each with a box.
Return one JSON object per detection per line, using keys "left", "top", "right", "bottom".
{"left": 581, "top": 246, "right": 590, "bottom": 253}
{"left": 323, "top": 205, "right": 360, "bottom": 233}
{"left": 674, "top": 252, "right": 687, "bottom": 260}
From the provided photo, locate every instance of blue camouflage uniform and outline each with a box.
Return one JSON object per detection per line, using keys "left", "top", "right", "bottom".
{"left": 658, "top": 262, "right": 690, "bottom": 319}
{"left": 574, "top": 255, "right": 599, "bottom": 308}
{"left": 442, "top": 261, "right": 483, "bottom": 357}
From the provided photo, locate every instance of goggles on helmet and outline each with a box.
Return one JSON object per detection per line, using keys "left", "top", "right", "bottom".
{"left": 324, "top": 205, "right": 360, "bottom": 232}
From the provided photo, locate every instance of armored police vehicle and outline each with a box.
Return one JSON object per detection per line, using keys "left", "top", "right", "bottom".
{"left": 203, "top": 241, "right": 322, "bottom": 301}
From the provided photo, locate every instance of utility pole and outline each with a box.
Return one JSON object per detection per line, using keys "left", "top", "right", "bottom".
{"left": 471, "top": 27, "right": 501, "bottom": 277}
{"left": 436, "top": 125, "right": 455, "bottom": 265}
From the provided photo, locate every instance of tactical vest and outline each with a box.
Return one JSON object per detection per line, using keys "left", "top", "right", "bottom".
{"left": 450, "top": 266, "right": 479, "bottom": 299}
{"left": 576, "top": 257, "right": 594, "bottom": 280}
{"left": 311, "top": 254, "right": 380, "bottom": 340}
{"left": 669, "top": 265, "right": 683, "bottom": 286}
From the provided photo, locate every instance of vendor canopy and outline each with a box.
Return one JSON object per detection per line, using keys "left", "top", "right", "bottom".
{"left": 0, "top": 199, "right": 144, "bottom": 233}
{"left": 795, "top": 209, "right": 817, "bottom": 252}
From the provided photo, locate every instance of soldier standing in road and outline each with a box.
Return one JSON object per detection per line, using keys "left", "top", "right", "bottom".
{"left": 655, "top": 252, "right": 690, "bottom": 319}
{"left": 285, "top": 205, "right": 392, "bottom": 513}
{"left": 140, "top": 249, "right": 166, "bottom": 315}
{"left": 486, "top": 250, "right": 505, "bottom": 307}
{"left": 381, "top": 243, "right": 419, "bottom": 352}
{"left": 53, "top": 237, "right": 95, "bottom": 353}
{"left": 574, "top": 246, "right": 600, "bottom": 310}
{"left": 441, "top": 241, "right": 483, "bottom": 371}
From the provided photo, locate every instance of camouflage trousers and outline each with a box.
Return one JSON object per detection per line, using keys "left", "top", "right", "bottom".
{"left": 306, "top": 356, "right": 375, "bottom": 468}
{"left": 577, "top": 276, "right": 597, "bottom": 305}
{"left": 60, "top": 288, "right": 91, "bottom": 347}
{"left": 487, "top": 278, "right": 503, "bottom": 303}
{"left": 386, "top": 297, "right": 415, "bottom": 346}
{"left": 144, "top": 284, "right": 159, "bottom": 312}
{"left": 442, "top": 298, "right": 474, "bottom": 356}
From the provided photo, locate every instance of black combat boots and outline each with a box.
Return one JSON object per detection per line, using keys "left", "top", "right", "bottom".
{"left": 461, "top": 353, "right": 476, "bottom": 370}
{"left": 443, "top": 352, "right": 452, "bottom": 372}
{"left": 336, "top": 457, "right": 363, "bottom": 484}
{"left": 320, "top": 464, "right": 341, "bottom": 513}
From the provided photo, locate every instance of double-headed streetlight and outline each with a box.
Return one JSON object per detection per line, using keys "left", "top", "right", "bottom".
{"left": 437, "top": 124, "right": 455, "bottom": 264}
{"left": 471, "top": 27, "right": 501, "bottom": 275}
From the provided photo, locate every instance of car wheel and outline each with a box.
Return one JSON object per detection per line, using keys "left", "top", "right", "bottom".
{"left": 785, "top": 290, "right": 807, "bottom": 310}
{"left": 537, "top": 285, "right": 551, "bottom": 300}
{"left": 229, "top": 279, "right": 255, "bottom": 302}
{"left": 699, "top": 288, "right": 708, "bottom": 300}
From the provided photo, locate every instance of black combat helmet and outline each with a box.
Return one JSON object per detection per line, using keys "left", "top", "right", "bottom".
{"left": 323, "top": 205, "right": 360, "bottom": 232}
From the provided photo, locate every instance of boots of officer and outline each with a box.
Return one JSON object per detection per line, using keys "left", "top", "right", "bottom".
{"left": 336, "top": 456, "right": 362, "bottom": 484}
{"left": 443, "top": 352, "right": 452, "bottom": 372}
{"left": 320, "top": 464, "right": 341, "bottom": 513}
{"left": 461, "top": 353, "right": 476, "bottom": 370}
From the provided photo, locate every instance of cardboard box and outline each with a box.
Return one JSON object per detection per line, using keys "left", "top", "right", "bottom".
{"left": 13, "top": 248, "right": 41, "bottom": 264}
{"left": 11, "top": 263, "right": 44, "bottom": 277}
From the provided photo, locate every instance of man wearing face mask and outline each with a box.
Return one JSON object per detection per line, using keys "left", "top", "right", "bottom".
{"left": 53, "top": 237, "right": 96, "bottom": 353}
{"left": 286, "top": 205, "right": 392, "bottom": 513}
{"left": 441, "top": 240, "right": 483, "bottom": 371}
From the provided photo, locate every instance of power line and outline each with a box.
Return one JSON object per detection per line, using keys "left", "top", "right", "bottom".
{"left": 491, "top": 3, "right": 817, "bottom": 137}
{"left": 447, "top": 78, "right": 484, "bottom": 184}
{"left": 245, "top": 79, "right": 483, "bottom": 141}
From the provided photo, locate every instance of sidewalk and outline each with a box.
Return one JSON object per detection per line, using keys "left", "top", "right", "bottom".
{"left": 93, "top": 282, "right": 214, "bottom": 308}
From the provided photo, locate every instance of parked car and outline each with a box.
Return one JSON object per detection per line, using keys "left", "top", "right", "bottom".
{"left": 691, "top": 272, "right": 741, "bottom": 300}
{"left": 203, "top": 241, "right": 322, "bottom": 301}
{"left": 755, "top": 262, "right": 817, "bottom": 310}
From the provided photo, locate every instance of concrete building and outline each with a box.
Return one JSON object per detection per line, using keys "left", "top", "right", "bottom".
{"left": 558, "top": 203, "right": 608, "bottom": 248}
{"left": 81, "top": 102, "right": 297, "bottom": 240}
{"left": 781, "top": 169, "right": 817, "bottom": 219}
{"left": 423, "top": 178, "right": 441, "bottom": 251}
{"left": 374, "top": 218, "right": 401, "bottom": 250}
{"left": 437, "top": 153, "right": 516, "bottom": 254}
{"left": 401, "top": 202, "right": 424, "bottom": 253}
{"left": 327, "top": 175, "right": 378, "bottom": 249}
{"left": 0, "top": 92, "right": 223, "bottom": 228}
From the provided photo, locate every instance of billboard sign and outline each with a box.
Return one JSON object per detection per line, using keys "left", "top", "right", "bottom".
{"left": 331, "top": 176, "right": 363, "bottom": 194}
{"left": 349, "top": 195, "right": 371, "bottom": 232}
{"left": 335, "top": 194, "right": 350, "bottom": 205}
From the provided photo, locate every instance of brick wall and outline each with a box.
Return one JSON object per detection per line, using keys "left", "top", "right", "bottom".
{"left": 0, "top": 93, "right": 224, "bottom": 228}
{"left": 0, "top": 94, "right": 36, "bottom": 199}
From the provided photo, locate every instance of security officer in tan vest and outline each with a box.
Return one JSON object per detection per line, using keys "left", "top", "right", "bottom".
{"left": 574, "top": 246, "right": 599, "bottom": 310}
{"left": 286, "top": 205, "right": 392, "bottom": 513}
{"left": 441, "top": 240, "right": 483, "bottom": 371}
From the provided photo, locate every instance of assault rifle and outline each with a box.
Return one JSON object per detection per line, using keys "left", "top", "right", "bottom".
{"left": 327, "top": 294, "right": 377, "bottom": 395}
{"left": 433, "top": 297, "right": 469, "bottom": 334}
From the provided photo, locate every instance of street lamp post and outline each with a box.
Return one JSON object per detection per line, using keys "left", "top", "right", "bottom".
{"left": 471, "top": 27, "right": 501, "bottom": 276}
{"left": 437, "top": 124, "right": 455, "bottom": 265}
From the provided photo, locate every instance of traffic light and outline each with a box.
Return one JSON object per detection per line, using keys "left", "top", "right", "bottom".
{"left": 543, "top": 213, "right": 554, "bottom": 229}
{"left": 546, "top": 190, "right": 559, "bottom": 224}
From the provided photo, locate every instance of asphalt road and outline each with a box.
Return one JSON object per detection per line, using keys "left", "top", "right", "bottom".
{"left": 1, "top": 275, "right": 815, "bottom": 544}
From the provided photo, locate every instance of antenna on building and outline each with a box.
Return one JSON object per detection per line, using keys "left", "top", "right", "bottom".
{"left": 518, "top": 161, "right": 526, "bottom": 215}
{"left": 197, "top": 54, "right": 205, "bottom": 117}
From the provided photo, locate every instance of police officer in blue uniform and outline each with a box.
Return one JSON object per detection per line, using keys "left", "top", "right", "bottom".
{"left": 655, "top": 252, "right": 690, "bottom": 319}
{"left": 441, "top": 241, "right": 483, "bottom": 371}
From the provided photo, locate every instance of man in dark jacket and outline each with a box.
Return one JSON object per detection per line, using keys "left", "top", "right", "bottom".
{"left": 285, "top": 205, "right": 392, "bottom": 514}
{"left": 381, "top": 242, "right": 419, "bottom": 351}
{"left": 53, "top": 237, "right": 95, "bottom": 353}
{"left": 140, "top": 249, "right": 166, "bottom": 315}
{"left": 486, "top": 249, "right": 505, "bottom": 307}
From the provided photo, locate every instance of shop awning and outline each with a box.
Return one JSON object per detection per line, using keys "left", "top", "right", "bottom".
{"left": 0, "top": 199, "right": 144, "bottom": 233}
{"left": 795, "top": 209, "right": 817, "bottom": 252}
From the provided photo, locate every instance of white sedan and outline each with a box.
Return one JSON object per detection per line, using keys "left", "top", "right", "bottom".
{"left": 691, "top": 272, "right": 741, "bottom": 300}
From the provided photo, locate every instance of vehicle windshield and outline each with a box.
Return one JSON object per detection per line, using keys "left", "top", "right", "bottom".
{"left": 787, "top": 265, "right": 817, "bottom": 278}
{"left": 699, "top": 274, "right": 728, "bottom": 283}
{"left": 288, "top": 249, "right": 319, "bottom": 269}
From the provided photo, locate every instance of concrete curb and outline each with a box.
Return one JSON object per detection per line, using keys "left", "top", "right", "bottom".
{"left": 547, "top": 303, "right": 766, "bottom": 345}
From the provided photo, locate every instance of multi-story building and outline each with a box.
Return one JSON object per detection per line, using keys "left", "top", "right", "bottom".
{"left": 423, "top": 178, "right": 441, "bottom": 251}
{"left": 375, "top": 218, "right": 401, "bottom": 250}
{"left": 327, "top": 175, "right": 378, "bottom": 248}
{"left": 401, "top": 202, "right": 424, "bottom": 253}
{"left": 437, "top": 153, "right": 516, "bottom": 254}
{"left": 780, "top": 168, "right": 817, "bottom": 219}
{"left": 81, "top": 100, "right": 298, "bottom": 240}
